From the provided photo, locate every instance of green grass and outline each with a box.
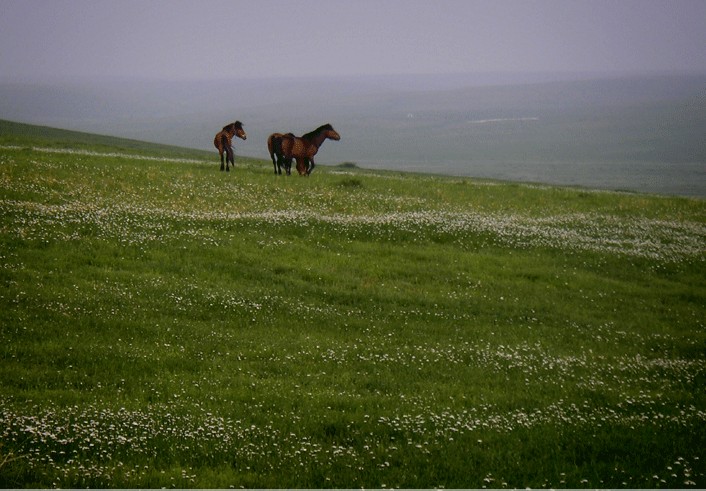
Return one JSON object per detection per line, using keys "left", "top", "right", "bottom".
{"left": 1, "top": 120, "right": 705, "bottom": 488}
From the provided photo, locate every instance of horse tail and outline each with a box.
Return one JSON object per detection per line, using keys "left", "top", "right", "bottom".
{"left": 220, "top": 133, "right": 230, "bottom": 150}
{"left": 277, "top": 134, "right": 296, "bottom": 175}
{"left": 267, "top": 134, "right": 276, "bottom": 159}
{"left": 276, "top": 136, "right": 287, "bottom": 155}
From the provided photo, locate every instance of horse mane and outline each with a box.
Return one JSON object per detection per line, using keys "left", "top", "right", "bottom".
{"left": 223, "top": 121, "right": 244, "bottom": 131}
{"left": 302, "top": 123, "right": 333, "bottom": 140}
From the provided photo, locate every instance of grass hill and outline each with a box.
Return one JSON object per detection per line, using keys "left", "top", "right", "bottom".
{"left": 0, "top": 119, "right": 213, "bottom": 160}
{"left": 1, "top": 122, "right": 705, "bottom": 488}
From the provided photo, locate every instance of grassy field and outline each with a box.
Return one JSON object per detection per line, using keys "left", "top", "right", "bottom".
{"left": 1, "top": 121, "right": 705, "bottom": 488}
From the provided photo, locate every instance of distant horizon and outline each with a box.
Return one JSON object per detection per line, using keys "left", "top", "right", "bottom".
{"left": 4, "top": 68, "right": 706, "bottom": 85}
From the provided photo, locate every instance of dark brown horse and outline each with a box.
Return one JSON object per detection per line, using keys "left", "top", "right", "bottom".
{"left": 213, "top": 121, "right": 246, "bottom": 171}
{"left": 275, "top": 124, "right": 340, "bottom": 176}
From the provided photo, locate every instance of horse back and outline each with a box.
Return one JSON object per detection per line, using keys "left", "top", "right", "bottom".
{"left": 281, "top": 134, "right": 314, "bottom": 158}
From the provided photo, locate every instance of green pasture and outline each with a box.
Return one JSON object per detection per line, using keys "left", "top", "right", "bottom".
{"left": 1, "top": 121, "right": 704, "bottom": 488}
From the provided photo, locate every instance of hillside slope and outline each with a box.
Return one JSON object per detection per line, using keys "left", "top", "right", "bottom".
{"left": 0, "top": 119, "right": 213, "bottom": 160}
{"left": 1, "top": 124, "right": 704, "bottom": 488}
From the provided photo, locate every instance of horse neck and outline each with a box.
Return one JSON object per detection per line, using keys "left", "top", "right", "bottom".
{"left": 305, "top": 130, "right": 328, "bottom": 149}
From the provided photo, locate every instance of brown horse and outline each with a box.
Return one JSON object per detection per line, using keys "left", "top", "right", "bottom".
{"left": 267, "top": 132, "right": 295, "bottom": 175}
{"left": 276, "top": 124, "right": 341, "bottom": 176}
{"left": 213, "top": 121, "right": 246, "bottom": 171}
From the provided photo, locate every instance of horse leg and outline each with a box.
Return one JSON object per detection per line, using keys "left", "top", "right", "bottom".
{"left": 272, "top": 154, "right": 279, "bottom": 174}
{"left": 225, "top": 145, "right": 234, "bottom": 171}
{"left": 307, "top": 157, "right": 315, "bottom": 175}
{"left": 219, "top": 149, "right": 225, "bottom": 171}
{"left": 269, "top": 143, "right": 278, "bottom": 174}
{"left": 270, "top": 147, "right": 280, "bottom": 174}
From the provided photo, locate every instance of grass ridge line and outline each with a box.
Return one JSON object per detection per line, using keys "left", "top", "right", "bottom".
{"left": 0, "top": 144, "right": 208, "bottom": 164}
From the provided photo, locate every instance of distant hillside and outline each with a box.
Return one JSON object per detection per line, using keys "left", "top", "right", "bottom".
{"left": 0, "top": 119, "right": 213, "bottom": 160}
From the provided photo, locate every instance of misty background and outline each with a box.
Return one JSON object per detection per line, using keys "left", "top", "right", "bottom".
{"left": 1, "top": 1, "right": 705, "bottom": 195}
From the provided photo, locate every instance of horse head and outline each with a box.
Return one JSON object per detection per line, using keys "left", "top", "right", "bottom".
{"left": 233, "top": 121, "right": 247, "bottom": 140}
{"left": 322, "top": 123, "right": 340, "bottom": 141}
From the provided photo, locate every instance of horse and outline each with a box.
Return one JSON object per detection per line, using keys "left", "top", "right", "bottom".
{"left": 277, "top": 124, "right": 341, "bottom": 176}
{"left": 213, "top": 121, "right": 246, "bottom": 171}
{"left": 267, "top": 132, "right": 295, "bottom": 175}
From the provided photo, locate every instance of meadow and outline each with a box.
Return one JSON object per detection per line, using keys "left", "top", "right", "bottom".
{"left": 1, "top": 122, "right": 705, "bottom": 488}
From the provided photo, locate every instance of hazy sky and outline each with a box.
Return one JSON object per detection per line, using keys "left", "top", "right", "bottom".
{"left": 1, "top": 0, "right": 705, "bottom": 82}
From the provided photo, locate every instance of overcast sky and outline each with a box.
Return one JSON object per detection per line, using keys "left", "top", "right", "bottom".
{"left": 1, "top": 0, "right": 706, "bottom": 82}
